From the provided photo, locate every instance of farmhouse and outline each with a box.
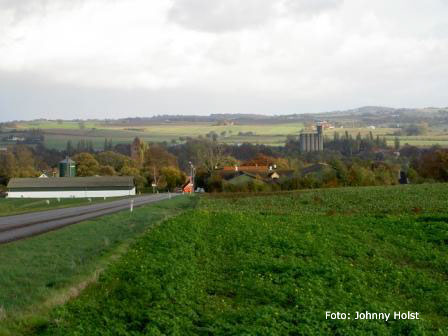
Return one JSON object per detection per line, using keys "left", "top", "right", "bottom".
{"left": 6, "top": 176, "right": 136, "bottom": 199}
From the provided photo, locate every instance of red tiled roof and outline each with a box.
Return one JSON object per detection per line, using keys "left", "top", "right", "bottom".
{"left": 221, "top": 166, "right": 269, "bottom": 172}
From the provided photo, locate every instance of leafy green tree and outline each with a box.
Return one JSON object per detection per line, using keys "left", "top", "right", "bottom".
{"left": 207, "top": 174, "right": 223, "bottom": 192}
{"left": 374, "top": 165, "right": 397, "bottom": 185}
{"left": 407, "top": 168, "right": 421, "bottom": 183}
{"left": 330, "top": 159, "right": 348, "bottom": 185}
{"left": 348, "top": 164, "right": 376, "bottom": 186}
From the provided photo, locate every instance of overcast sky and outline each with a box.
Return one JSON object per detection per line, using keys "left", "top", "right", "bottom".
{"left": 0, "top": 0, "right": 447, "bottom": 121}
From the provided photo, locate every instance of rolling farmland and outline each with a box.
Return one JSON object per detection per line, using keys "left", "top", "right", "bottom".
{"left": 4, "top": 120, "right": 448, "bottom": 149}
{"left": 10, "top": 121, "right": 305, "bottom": 149}
{"left": 33, "top": 184, "right": 448, "bottom": 335}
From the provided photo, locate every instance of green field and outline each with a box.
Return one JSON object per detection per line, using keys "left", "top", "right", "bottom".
{"left": 326, "top": 127, "right": 448, "bottom": 148}
{"left": 31, "top": 184, "right": 448, "bottom": 335}
{"left": 6, "top": 121, "right": 448, "bottom": 149}
{"left": 0, "top": 198, "right": 126, "bottom": 217}
{"left": 0, "top": 195, "right": 196, "bottom": 335}
{"left": 10, "top": 121, "right": 305, "bottom": 149}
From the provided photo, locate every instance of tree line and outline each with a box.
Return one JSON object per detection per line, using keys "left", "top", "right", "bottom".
{"left": 0, "top": 135, "right": 447, "bottom": 193}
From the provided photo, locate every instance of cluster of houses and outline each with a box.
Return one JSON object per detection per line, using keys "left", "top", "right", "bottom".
{"left": 6, "top": 155, "right": 299, "bottom": 198}
{"left": 215, "top": 164, "right": 294, "bottom": 187}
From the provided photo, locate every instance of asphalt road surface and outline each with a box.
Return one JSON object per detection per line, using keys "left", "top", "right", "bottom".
{"left": 0, "top": 194, "right": 178, "bottom": 244}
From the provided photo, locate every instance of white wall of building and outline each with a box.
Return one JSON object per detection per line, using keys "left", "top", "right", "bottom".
{"left": 7, "top": 188, "right": 136, "bottom": 199}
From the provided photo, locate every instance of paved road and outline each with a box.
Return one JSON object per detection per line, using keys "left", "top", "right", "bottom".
{"left": 0, "top": 194, "right": 178, "bottom": 244}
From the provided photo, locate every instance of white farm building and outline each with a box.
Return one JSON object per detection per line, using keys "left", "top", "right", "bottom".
{"left": 6, "top": 176, "right": 136, "bottom": 199}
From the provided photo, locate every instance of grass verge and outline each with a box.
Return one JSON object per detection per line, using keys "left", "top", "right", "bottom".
{"left": 0, "top": 195, "right": 197, "bottom": 335}
{"left": 0, "top": 197, "right": 127, "bottom": 217}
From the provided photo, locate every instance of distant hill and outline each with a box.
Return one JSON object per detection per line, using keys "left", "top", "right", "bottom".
{"left": 5, "top": 106, "right": 448, "bottom": 125}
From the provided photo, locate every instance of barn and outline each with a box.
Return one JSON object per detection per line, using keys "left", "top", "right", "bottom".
{"left": 6, "top": 176, "right": 136, "bottom": 199}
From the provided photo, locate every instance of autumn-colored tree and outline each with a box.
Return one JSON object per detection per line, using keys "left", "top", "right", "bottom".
{"left": 143, "top": 144, "right": 178, "bottom": 171}
{"left": 416, "top": 149, "right": 448, "bottom": 181}
{"left": 98, "top": 165, "right": 116, "bottom": 176}
{"left": 242, "top": 153, "right": 290, "bottom": 169}
{"left": 0, "top": 152, "right": 17, "bottom": 180}
{"left": 73, "top": 153, "right": 100, "bottom": 176}
{"left": 96, "top": 151, "right": 132, "bottom": 172}
{"left": 12, "top": 145, "right": 38, "bottom": 177}
{"left": 120, "top": 164, "right": 146, "bottom": 190}
{"left": 216, "top": 155, "right": 240, "bottom": 168}
{"left": 160, "top": 167, "right": 186, "bottom": 191}
{"left": 130, "top": 137, "right": 147, "bottom": 166}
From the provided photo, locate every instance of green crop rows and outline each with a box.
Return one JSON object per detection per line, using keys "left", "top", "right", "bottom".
{"left": 35, "top": 184, "right": 448, "bottom": 335}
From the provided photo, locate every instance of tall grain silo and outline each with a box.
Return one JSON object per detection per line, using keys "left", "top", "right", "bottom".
{"left": 59, "top": 157, "right": 76, "bottom": 177}
{"left": 299, "top": 123, "right": 325, "bottom": 153}
{"left": 299, "top": 134, "right": 306, "bottom": 152}
{"left": 306, "top": 133, "right": 312, "bottom": 152}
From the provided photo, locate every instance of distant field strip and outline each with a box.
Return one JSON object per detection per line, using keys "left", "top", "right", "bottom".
{"left": 15, "top": 121, "right": 304, "bottom": 149}
{"left": 10, "top": 121, "right": 448, "bottom": 148}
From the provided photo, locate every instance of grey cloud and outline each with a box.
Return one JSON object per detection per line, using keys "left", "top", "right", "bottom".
{"left": 283, "top": 0, "right": 343, "bottom": 17}
{"left": 0, "top": 0, "right": 85, "bottom": 21}
{"left": 167, "top": 0, "right": 344, "bottom": 33}
{"left": 0, "top": 0, "right": 47, "bottom": 20}
{"left": 168, "top": 0, "right": 276, "bottom": 33}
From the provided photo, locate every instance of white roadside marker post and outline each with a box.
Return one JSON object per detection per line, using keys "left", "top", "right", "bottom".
{"left": 130, "top": 199, "right": 134, "bottom": 213}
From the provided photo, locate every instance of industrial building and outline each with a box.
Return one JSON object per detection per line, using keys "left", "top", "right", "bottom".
{"left": 7, "top": 176, "right": 136, "bottom": 199}
{"left": 299, "top": 124, "right": 324, "bottom": 152}
{"left": 6, "top": 157, "right": 136, "bottom": 198}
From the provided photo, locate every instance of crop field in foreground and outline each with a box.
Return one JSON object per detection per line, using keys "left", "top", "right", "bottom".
{"left": 25, "top": 184, "right": 448, "bottom": 335}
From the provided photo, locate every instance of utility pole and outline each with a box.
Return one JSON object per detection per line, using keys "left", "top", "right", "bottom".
{"left": 189, "top": 161, "right": 195, "bottom": 193}
{"left": 152, "top": 166, "right": 158, "bottom": 194}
